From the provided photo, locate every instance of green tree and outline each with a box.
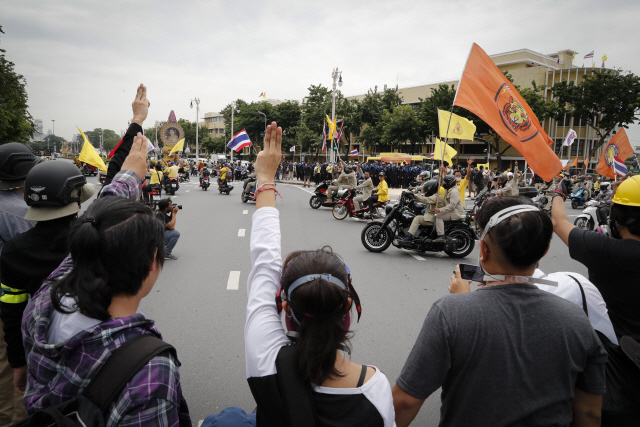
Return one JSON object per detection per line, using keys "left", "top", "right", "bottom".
{"left": 302, "top": 84, "right": 332, "bottom": 135}
{"left": 0, "top": 26, "right": 35, "bottom": 143}
{"left": 221, "top": 99, "right": 248, "bottom": 142}
{"left": 201, "top": 136, "right": 226, "bottom": 154}
{"left": 355, "top": 86, "right": 403, "bottom": 151}
{"left": 551, "top": 69, "right": 640, "bottom": 166}
{"left": 273, "top": 100, "right": 302, "bottom": 146}
{"left": 380, "top": 105, "right": 423, "bottom": 154}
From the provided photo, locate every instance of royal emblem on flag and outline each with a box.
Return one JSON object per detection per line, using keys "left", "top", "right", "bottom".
{"left": 452, "top": 121, "right": 463, "bottom": 135}
{"left": 604, "top": 144, "right": 619, "bottom": 167}
{"left": 495, "top": 84, "right": 537, "bottom": 142}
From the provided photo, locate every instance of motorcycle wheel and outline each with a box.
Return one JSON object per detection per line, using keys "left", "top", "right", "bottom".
{"left": 444, "top": 229, "right": 475, "bottom": 258}
{"left": 574, "top": 217, "right": 594, "bottom": 231}
{"left": 242, "top": 193, "right": 249, "bottom": 203}
{"left": 361, "top": 222, "right": 392, "bottom": 253}
{"left": 332, "top": 204, "right": 348, "bottom": 220}
{"left": 571, "top": 199, "right": 579, "bottom": 209}
{"left": 309, "top": 196, "right": 321, "bottom": 209}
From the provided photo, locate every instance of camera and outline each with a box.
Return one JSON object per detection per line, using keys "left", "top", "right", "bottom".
{"left": 175, "top": 205, "right": 183, "bottom": 210}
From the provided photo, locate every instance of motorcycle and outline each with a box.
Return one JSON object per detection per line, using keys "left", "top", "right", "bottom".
{"left": 332, "top": 188, "right": 388, "bottom": 220}
{"left": 309, "top": 181, "right": 346, "bottom": 209}
{"left": 179, "top": 172, "right": 190, "bottom": 183}
{"left": 218, "top": 178, "right": 233, "bottom": 195}
{"left": 165, "top": 177, "right": 180, "bottom": 195}
{"left": 241, "top": 175, "right": 257, "bottom": 203}
{"left": 361, "top": 190, "right": 476, "bottom": 258}
{"left": 200, "top": 175, "right": 210, "bottom": 191}
{"left": 570, "top": 187, "right": 588, "bottom": 209}
{"left": 574, "top": 200, "right": 611, "bottom": 236}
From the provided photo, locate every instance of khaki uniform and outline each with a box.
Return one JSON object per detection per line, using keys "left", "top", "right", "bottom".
{"left": 583, "top": 180, "right": 593, "bottom": 200}
{"left": 544, "top": 182, "right": 558, "bottom": 210}
{"left": 497, "top": 178, "right": 518, "bottom": 197}
{"left": 409, "top": 193, "right": 445, "bottom": 235}
{"left": 327, "top": 171, "right": 357, "bottom": 200}
{"left": 436, "top": 187, "right": 465, "bottom": 236}
{"left": 353, "top": 178, "right": 374, "bottom": 211}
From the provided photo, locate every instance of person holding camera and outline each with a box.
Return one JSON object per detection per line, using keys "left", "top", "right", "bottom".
{"left": 156, "top": 199, "right": 180, "bottom": 260}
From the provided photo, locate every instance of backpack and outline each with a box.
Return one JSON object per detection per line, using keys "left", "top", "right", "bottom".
{"left": 11, "top": 334, "right": 176, "bottom": 427}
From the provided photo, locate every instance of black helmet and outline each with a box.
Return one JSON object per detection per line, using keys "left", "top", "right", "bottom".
{"left": 345, "top": 165, "right": 353, "bottom": 173}
{"left": 0, "top": 143, "right": 41, "bottom": 190}
{"left": 379, "top": 171, "right": 385, "bottom": 177}
{"left": 422, "top": 180, "right": 439, "bottom": 197}
{"left": 24, "top": 161, "right": 88, "bottom": 208}
{"left": 442, "top": 175, "right": 457, "bottom": 189}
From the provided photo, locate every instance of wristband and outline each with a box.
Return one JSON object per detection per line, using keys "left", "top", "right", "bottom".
{"left": 253, "top": 183, "right": 282, "bottom": 199}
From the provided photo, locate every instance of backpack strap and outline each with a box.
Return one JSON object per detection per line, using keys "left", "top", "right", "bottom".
{"left": 356, "top": 365, "right": 368, "bottom": 388}
{"left": 275, "top": 344, "right": 317, "bottom": 427}
{"left": 83, "top": 334, "right": 177, "bottom": 414}
{"left": 567, "top": 274, "right": 589, "bottom": 317}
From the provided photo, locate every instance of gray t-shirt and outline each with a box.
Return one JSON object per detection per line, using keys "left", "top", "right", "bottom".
{"left": 397, "top": 284, "right": 607, "bottom": 427}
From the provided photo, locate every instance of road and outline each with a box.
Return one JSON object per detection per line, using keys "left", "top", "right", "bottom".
{"left": 81, "top": 175, "right": 588, "bottom": 425}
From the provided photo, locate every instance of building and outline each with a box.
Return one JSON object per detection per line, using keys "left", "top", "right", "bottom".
{"left": 201, "top": 112, "right": 225, "bottom": 139}
{"left": 346, "top": 48, "right": 614, "bottom": 174}
{"left": 29, "top": 119, "right": 44, "bottom": 142}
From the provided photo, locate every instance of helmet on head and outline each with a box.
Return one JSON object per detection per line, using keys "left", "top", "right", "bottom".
{"left": 378, "top": 172, "right": 385, "bottom": 177}
{"left": 422, "top": 180, "right": 439, "bottom": 197}
{"left": 600, "top": 182, "right": 611, "bottom": 192}
{"left": 0, "top": 143, "right": 41, "bottom": 190}
{"left": 345, "top": 165, "right": 353, "bottom": 173}
{"left": 506, "top": 172, "right": 514, "bottom": 179}
{"left": 224, "top": 163, "right": 228, "bottom": 166}
{"left": 419, "top": 170, "right": 431, "bottom": 180}
{"left": 23, "top": 161, "right": 95, "bottom": 221}
{"left": 579, "top": 176, "right": 585, "bottom": 182}
{"left": 612, "top": 176, "right": 640, "bottom": 207}
{"left": 442, "top": 175, "right": 457, "bottom": 189}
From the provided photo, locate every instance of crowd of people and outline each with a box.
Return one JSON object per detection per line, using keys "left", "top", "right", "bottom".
{"left": 0, "top": 85, "right": 638, "bottom": 427}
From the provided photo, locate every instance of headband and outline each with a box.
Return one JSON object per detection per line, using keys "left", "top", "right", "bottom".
{"left": 288, "top": 274, "right": 346, "bottom": 296}
{"left": 479, "top": 205, "right": 540, "bottom": 240}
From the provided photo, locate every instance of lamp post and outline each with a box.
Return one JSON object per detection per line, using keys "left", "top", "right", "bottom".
{"left": 257, "top": 110, "right": 267, "bottom": 133}
{"left": 230, "top": 101, "right": 236, "bottom": 163}
{"left": 50, "top": 120, "right": 55, "bottom": 151}
{"left": 330, "top": 68, "right": 342, "bottom": 164}
{"left": 190, "top": 98, "right": 200, "bottom": 160}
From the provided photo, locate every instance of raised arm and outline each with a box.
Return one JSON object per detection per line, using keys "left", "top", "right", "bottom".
{"left": 465, "top": 158, "right": 473, "bottom": 181}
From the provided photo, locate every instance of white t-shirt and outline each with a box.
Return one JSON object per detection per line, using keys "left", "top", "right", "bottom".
{"left": 47, "top": 296, "right": 101, "bottom": 344}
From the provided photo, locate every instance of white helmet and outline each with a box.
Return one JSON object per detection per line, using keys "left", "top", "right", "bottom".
{"left": 507, "top": 172, "right": 514, "bottom": 179}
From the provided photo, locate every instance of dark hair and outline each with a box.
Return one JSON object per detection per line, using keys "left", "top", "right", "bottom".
{"left": 611, "top": 203, "right": 640, "bottom": 236}
{"left": 157, "top": 198, "right": 172, "bottom": 211}
{"left": 476, "top": 196, "right": 552, "bottom": 268}
{"left": 51, "top": 197, "right": 165, "bottom": 321}
{"left": 281, "top": 247, "right": 353, "bottom": 386}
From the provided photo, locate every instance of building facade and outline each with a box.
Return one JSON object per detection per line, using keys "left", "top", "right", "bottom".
{"left": 201, "top": 112, "right": 225, "bottom": 139}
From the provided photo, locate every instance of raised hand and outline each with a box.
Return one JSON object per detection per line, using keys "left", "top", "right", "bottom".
{"left": 255, "top": 122, "right": 282, "bottom": 209}
{"left": 132, "top": 84, "right": 150, "bottom": 126}
{"left": 121, "top": 132, "right": 148, "bottom": 180}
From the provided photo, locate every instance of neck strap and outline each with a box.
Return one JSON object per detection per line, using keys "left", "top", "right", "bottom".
{"left": 483, "top": 274, "right": 557, "bottom": 287}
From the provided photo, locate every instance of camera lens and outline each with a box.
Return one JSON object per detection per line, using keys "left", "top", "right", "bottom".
{"left": 177, "top": 205, "right": 183, "bottom": 209}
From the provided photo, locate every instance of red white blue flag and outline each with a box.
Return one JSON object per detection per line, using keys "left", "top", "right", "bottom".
{"left": 584, "top": 51, "right": 594, "bottom": 59}
{"left": 322, "top": 123, "right": 327, "bottom": 152}
{"left": 227, "top": 129, "right": 252, "bottom": 152}
{"left": 350, "top": 148, "right": 358, "bottom": 156}
{"left": 613, "top": 156, "right": 629, "bottom": 177}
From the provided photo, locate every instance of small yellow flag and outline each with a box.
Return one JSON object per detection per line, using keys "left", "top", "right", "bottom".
{"left": 433, "top": 138, "right": 458, "bottom": 164}
{"left": 477, "top": 162, "right": 490, "bottom": 170}
{"left": 326, "top": 115, "right": 337, "bottom": 139}
{"left": 572, "top": 52, "right": 576, "bottom": 62}
{"left": 438, "top": 109, "right": 476, "bottom": 141}
{"left": 602, "top": 53, "right": 607, "bottom": 62}
{"left": 169, "top": 138, "right": 185, "bottom": 154}
{"left": 77, "top": 127, "right": 107, "bottom": 172}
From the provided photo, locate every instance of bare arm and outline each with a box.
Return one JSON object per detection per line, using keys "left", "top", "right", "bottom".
{"left": 465, "top": 158, "right": 473, "bottom": 180}
{"left": 255, "top": 122, "right": 282, "bottom": 211}
{"left": 551, "top": 195, "right": 575, "bottom": 246}
{"left": 570, "top": 387, "right": 602, "bottom": 427}
{"left": 165, "top": 208, "right": 178, "bottom": 230}
{"left": 393, "top": 384, "right": 425, "bottom": 427}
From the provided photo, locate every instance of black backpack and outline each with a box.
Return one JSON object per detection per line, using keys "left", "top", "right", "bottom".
{"left": 11, "top": 335, "right": 176, "bottom": 427}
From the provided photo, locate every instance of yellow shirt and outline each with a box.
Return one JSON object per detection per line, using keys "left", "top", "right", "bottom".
{"left": 220, "top": 167, "right": 229, "bottom": 180}
{"left": 149, "top": 170, "right": 162, "bottom": 185}
{"left": 457, "top": 178, "right": 469, "bottom": 205}
{"left": 377, "top": 180, "right": 389, "bottom": 202}
{"left": 164, "top": 166, "right": 179, "bottom": 178}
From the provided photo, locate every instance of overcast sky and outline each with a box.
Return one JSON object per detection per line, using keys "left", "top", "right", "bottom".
{"left": 3, "top": 0, "right": 640, "bottom": 145}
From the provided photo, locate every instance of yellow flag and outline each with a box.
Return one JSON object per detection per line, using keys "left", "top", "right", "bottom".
{"left": 77, "top": 127, "right": 107, "bottom": 172}
{"left": 477, "top": 162, "right": 490, "bottom": 170}
{"left": 326, "top": 115, "right": 337, "bottom": 139}
{"left": 169, "top": 138, "right": 185, "bottom": 154}
{"left": 602, "top": 53, "right": 607, "bottom": 62}
{"left": 433, "top": 138, "right": 457, "bottom": 164}
{"left": 438, "top": 109, "right": 476, "bottom": 141}
{"left": 571, "top": 52, "right": 576, "bottom": 63}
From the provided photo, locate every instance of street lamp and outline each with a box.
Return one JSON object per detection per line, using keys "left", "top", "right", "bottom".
{"left": 230, "top": 101, "right": 236, "bottom": 163}
{"left": 257, "top": 111, "right": 267, "bottom": 133}
{"left": 190, "top": 97, "right": 200, "bottom": 159}
{"left": 331, "top": 67, "right": 343, "bottom": 164}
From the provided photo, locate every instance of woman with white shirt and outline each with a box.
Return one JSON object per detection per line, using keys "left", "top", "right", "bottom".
{"left": 245, "top": 122, "right": 395, "bottom": 427}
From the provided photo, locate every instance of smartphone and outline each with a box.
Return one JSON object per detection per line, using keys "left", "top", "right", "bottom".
{"left": 458, "top": 263, "right": 485, "bottom": 282}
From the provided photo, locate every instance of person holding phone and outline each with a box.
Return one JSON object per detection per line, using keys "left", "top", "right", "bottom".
{"left": 393, "top": 196, "right": 606, "bottom": 427}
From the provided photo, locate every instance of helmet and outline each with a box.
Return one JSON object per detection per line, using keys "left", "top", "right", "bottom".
{"left": 419, "top": 171, "right": 431, "bottom": 180}
{"left": 612, "top": 176, "right": 640, "bottom": 207}
{"left": 224, "top": 163, "right": 228, "bottom": 166}
{"left": 579, "top": 176, "right": 585, "bottom": 182}
{"left": 0, "top": 143, "right": 41, "bottom": 190}
{"left": 422, "top": 180, "right": 439, "bottom": 197}
{"left": 600, "top": 182, "right": 611, "bottom": 192}
{"left": 506, "top": 172, "right": 514, "bottom": 179}
{"left": 345, "top": 166, "right": 353, "bottom": 173}
{"left": 442, "top": 175, "right": 457, "bottom": 189}
{"left": 23, "top": 161, "right": 95, "bottom": 221}
{"left": 169, "top": 162, "right": 174, "bottom": 165}
{"left": 378, "top": 172, "right": 385, "bottom": 177}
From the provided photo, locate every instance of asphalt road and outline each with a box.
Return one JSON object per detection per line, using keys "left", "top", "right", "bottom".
{"left": 80, "top": 174, "right": 588, "bottom": 425}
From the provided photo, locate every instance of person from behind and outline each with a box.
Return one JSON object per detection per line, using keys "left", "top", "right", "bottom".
{"left": 0, "top": 161, "right": 95, "bottom": 398}
{"left": 393, "top": 196, "right": 607, "bottom": 427}
{"left": 552, "top": 174, "right": 640, "bottom": 425}
{"left": 245, "top": 122, "right": 395, "bottom": 426}
{"left": 156, "top": 198, "right": 180, "bottom": 260}
{"left": 365, "top": 172, "right": 389, "bottom": 219}
{"left": 22, "top": 93, "right": 192, "bottom": 426}
{"left": 143, "top": 162, "right": 163, "bottom": 201}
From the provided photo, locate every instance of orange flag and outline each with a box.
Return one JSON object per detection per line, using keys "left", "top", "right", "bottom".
{"left": 596, "top": 128, "right": 634, "bottom": 178}
{"left": 454, "top": 43, "right": 561, "bottom": 181}
{"left": 563, "top": 157, "right": 578, "bottom": 170}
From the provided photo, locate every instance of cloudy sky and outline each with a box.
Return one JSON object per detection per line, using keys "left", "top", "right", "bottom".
{"left": 3, "top": 0, "right": 640, "bottom": 145}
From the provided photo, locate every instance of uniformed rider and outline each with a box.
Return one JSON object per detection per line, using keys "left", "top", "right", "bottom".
{"left": 401, "top": 180, "right": 445, "bottom": 243}
{"left": 434, "top": 175, "right": 466, "bottom": 243}
{"left": 353, "top": 167, "right": 374, "bottom": 214}
{"left": 326, "top": 159, "right": 357, "bottom": 203}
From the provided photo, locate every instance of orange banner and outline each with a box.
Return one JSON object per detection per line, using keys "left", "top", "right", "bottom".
{"left": 564, "top": 157, "right": 578, "bottom": 170}
{"left": 454, "top": 43, "right": 561, "bottom": 181}
{"left": 596, "top": 128, "right": 634, "bottom": 178}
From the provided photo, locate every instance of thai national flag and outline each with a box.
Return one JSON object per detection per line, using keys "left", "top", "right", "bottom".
{"left": 227, "top": 129, "right": 252, "bottom": 152}
{"left": 613, "top": 156, "right": 629, "bottom": 177}
{"left": 350, "top": 148, "right": 358, "bottom": 156}
{"left": 430, "top": 152, "right": 434, "bottom": 159}
{"left": 322, "top": 123, "right": 327, "bottom": 152}
{"left": 584, "top": 51, "right": 594, "bottom": 59}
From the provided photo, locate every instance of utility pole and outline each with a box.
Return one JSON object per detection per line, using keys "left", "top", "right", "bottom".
{"left": 191, "top": 98, "right": 200, "bottom": 159}
{"left": 331, "top": 68, "right": 342, "bottom": 164}
{"left": 50, "top": 120, "right": 55, "bottom": 151}
{"left": 230, "top": 101, "right": 236, "bottom": 163}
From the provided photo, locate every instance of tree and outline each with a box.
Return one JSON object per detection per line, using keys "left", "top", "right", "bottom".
{"left": 0, "top": 26, "right": 35, "bottom": 143}
{"left": 356, "top": 86, "right": 403, "bottom": 151}
{"left": 177, "top": 119, "right": 208, "bottom": 154}
{"left": 552, "top": 69, "right": 640, "bottom": 167}
{"left": 302, "top": 84, "right": 332, "bottom": 135}
{"left": 380, "top": 105, "right": 423, "bottom": 154}
{"left": 273, "top": 100, "right": 302, "bottom": 146}
{"left": 201, "top": 136, "right": 226, "bottom": 154}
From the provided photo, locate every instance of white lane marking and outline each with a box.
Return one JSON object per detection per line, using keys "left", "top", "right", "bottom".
{"left": 243, "top": 210, "right": 248, "bottom": 215}
{"left": 198, "top": 421, "right": 203, "bottom": 427}
{"left": 278, "top": 183, "right": 314, "bottom": 194}
{"left": 403, "top": 249, "right": 425, "bottom": 261}
{"left": 186, "top": 190, "right": 190, "bottom": 193}
{"left": 226, "top": 271, "right": 240, "bottom": 290}
{"left": 238, "top": 228, "right": 246, "bottom": 237}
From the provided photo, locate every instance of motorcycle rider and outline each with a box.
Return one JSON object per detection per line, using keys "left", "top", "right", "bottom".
{"left": 365, "top": 172, "right": 389, "bottom": 218}
{"left": 326, "top": 159, "right": 357, "bottom": 203}
{"left": 218, "top": 163, "right": 230, "bottom": 187}
{"left": 543, "top": 174, "right": 563, "bottom": 210}
{"left": 353, "top": 167, "right": 374, "bottom": 215}
{"left": 243, "top": 171, "right": 257, "bottom": 197}
{"left": 199, "top": 165, "right": 211, "bottom": 187}
{"left": 143, "top": 162, "right": 163, "bottom": 201}
{"left": 495, "top": 161, "right": 520, "bottom": 196}
{"left": 583, "top": 175, "right": 594, "bottom": 200}
{"left": 401, "top": 180, "right": 445, "bottom": 243}
{"left": 434, "top": 175, "right": 466, "bottom": 243}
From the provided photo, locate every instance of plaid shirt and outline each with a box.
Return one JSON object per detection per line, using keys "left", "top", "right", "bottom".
{"left": 22, "top": 170, "right": 192, "bottom": 426}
